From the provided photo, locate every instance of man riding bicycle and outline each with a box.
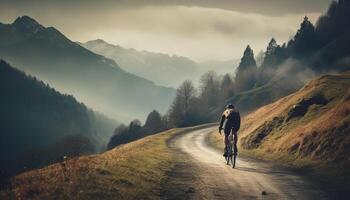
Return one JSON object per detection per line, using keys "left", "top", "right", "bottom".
{"left": 219, "top": 104, "right": 241, "bottom": 157}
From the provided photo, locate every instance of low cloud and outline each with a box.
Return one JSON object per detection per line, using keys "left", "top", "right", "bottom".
{"left": 86, "top": 6, "right": 320, "bottom": 61}
{"left": 1, "top": 5, "right": 321, "bottom": 61}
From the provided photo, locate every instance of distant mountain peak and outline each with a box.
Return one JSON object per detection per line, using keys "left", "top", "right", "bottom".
{"left": 13, "top": 16, "right": 44, "bottom": 33}
{"left": 92, "top": 39, "right": 108, "bottom": 44}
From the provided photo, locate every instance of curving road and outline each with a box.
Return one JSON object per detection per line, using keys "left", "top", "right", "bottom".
{"left": 163, "top": 127, "right": 329, "bottom": 200}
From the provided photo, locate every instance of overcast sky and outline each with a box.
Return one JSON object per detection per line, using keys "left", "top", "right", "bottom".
{"left": 0, "top": 0, "right": 333, "bottom": 61}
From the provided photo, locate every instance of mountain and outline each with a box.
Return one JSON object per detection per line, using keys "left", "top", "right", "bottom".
{"left": 0, "top": 16, "right": 175, "bottom": 123}
{"left": 238, "top": 71, "right": 350, "bottom": 165}
{"left": 0, "top": 60, "right": 118, "bottom": 181}
{"left": 81, "top": 39, "right": 238, "bottom": 87}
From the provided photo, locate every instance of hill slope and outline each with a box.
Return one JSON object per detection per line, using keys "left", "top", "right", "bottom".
{"left": 82, "top": 39, "right": 238, "bottom": 87}
{"left": 0, "top": 16, "right": 175, "bottom": 122}
{"left": 212, "top": 71, "right": 350, "bottom": 166}
{"left": 0, "top": 60, "right": 117, "bottom": 181}
{"left": 0, "top": 125, "right": 212, "bottom": 200}
{"left": 223, "top": 72, "right": 303, "bottom": 116}
{"left": 238, "top": 71, "right": 350, "bottom": 165}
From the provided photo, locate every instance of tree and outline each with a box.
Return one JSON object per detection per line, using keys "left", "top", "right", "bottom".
{"left": 255, "top": 50, "right": 265, "bottom": 67}
{"left": 316, "top": 0, "right": 350, "bottom": 46}
{"left": 313, "top": 0, "right": 350, "bottom": 71}
{"left": 234, "top": 45, "right": 258, "bottom": 92}
{"left": 144, "top": 110, "right": 163, "bottom": 133}
{"left": 266, "top": 38, "right": 277, "bottom": 57}
{"left": 113, "top": 124, "right": 128, "bottom": 135}
{"left": 288, "top": 16, "right": 318, "bottom": 59}
{"left": 198, "top": 71, "right": 220, "bottom": 110}
{"left": 220, "top": 73, "right": 234, "bottom": 103}
{"left": 168, "top": 80, "right": 198, "bottom": 127}
{"left": 129, "top": 119, "right": 142, "bottom": 134}
{"left": 256, "top": 38, "right": 288, "bottom": 86}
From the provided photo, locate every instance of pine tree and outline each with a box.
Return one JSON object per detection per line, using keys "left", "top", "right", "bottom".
{"left": 144, "top": 110, "right": 163, "bottom": 133}
{"left": 234, "top": 45, "right": 258, "bottom": 92}
{"left": 256, "top": 38, "right": 288, "bottom": 86}
{"left": 288, "top": 16, "right": 318, "bottom": 59}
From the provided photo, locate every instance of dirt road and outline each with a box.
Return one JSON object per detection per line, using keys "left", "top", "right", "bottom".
{"left": 161, "top": 127, "right": 329, "bottom": 200}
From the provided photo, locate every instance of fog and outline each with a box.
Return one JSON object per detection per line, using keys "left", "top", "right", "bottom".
{"left": 0, "top": 1, "right": 326, "bottom": 61}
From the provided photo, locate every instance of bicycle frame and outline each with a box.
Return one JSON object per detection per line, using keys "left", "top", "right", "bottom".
{"left": 225, "top": 133, "right": 237, "bottom": 168}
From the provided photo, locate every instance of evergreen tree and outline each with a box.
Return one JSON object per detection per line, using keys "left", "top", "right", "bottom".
{"left": 313, "top": 0, "right": 350, "bottom": 71}
{"left": 128, "top": 120, "right": 142, "bottom": 134}
{"left": 316, "top": 0, "right": 350, "bottom": 46}
{"left": 234, "top": 45, "right": 258, "bottom": 92}
{"left": 261, "top": 38, "right": 278, "bottom": 69}
{"left": 256, "top": 38, "right": 288, "bottom": 86}
{"left": 144, "top": 110, "right": 163, "bottom": 133}
{"left": 288, "top": 16, "right": 318, "bottom": 59}
{"left": 255, "top": 50, "right": 265, "bottom": 67}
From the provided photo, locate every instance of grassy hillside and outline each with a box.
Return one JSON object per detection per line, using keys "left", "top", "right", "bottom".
{"left": 0, "top": 125, "right": 213, "bottom": 200}
{"left": 209, "top": 71, "right": 350, "bottom": 195}
{"left": 240, "top": 71, "right": 349, "bottom": 164}
{"left": 212, "top": 71, "right": 350, "bottom": 165}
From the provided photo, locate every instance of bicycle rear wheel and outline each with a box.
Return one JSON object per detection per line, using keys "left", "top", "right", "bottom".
{"left": 232, "top": 154, "right": 236, "bottom": 168}
{"left": 225, "top": 145, "right": 231, "bottom": 165}
{"left": 229, "top": 145, "right": 234, "bottom": 168}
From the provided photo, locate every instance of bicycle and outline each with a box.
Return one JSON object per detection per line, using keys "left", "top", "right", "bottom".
{"left": 224, "top": 133, "right": 237, "bottom": 168}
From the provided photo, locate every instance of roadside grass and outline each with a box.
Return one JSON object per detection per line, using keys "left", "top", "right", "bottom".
{"left": 0, "top": 125, "right": 213, "bottom": 200}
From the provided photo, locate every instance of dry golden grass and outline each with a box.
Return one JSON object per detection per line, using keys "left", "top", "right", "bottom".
{"left": 210, "top": 71, "right": 350, "bottom": 167}
{"left": 1, "top": 125, "right": 212, "bottom": 200}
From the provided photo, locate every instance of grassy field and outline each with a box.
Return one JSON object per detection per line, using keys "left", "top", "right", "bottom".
{"left": 0, "top": 125, "right": 214, "bottom": 200}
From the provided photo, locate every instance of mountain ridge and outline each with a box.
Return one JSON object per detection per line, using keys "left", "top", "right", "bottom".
{"left": 0, "top": 16, "right": 175, "bottom": 123}
{"left": 0, "top": 60, "right": 118, "bottom": 181}
{"left": 82, "top": 39, "right": 238, "bottom": 87}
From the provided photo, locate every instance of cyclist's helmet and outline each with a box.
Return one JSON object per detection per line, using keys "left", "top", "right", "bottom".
{"left": 226, "top": 104, "right": 234, "bottom": 109}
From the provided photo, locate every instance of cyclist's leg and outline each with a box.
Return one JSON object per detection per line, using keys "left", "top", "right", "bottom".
{"left": 223, "top": 132, "right": 229, "bottom": 156}
{"left": 233, "top": 131, "right": 238, "bottom": 155}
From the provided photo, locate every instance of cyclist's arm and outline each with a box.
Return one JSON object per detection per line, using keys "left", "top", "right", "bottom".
{"left": 219, "top": 113, "right": 226, "bottom": 131}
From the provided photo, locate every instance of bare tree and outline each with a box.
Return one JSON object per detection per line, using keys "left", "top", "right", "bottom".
{"left": 168, "top": 80, "right": 197, "bottom": 127}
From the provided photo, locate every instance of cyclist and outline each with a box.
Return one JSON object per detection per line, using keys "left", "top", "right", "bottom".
{"left": 219, "top": 104, "right": 241, "bottom": 157}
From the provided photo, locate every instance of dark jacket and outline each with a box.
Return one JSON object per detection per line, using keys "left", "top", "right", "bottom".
{"left": 219, "top": 108, "right": 241, "bottom": 134}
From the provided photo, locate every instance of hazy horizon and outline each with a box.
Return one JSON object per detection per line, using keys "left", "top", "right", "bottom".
{"left": 0, "top": 0, "right": 331, "bottom": 62}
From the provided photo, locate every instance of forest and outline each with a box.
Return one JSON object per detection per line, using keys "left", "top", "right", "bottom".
{"left": 0, "top": 60, "right": 117, "bottom": 183}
